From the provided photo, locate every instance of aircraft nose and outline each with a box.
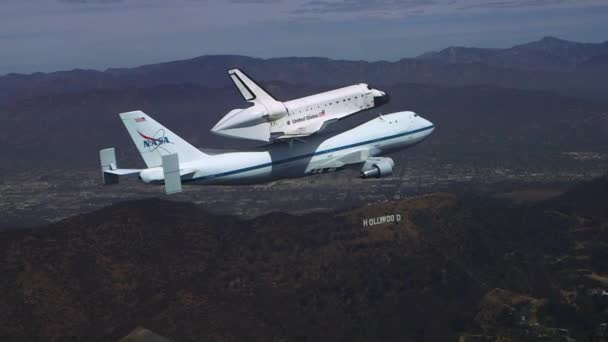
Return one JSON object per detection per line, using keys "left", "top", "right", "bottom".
{"left": 423, "top": 117, "right": 433, "bottom": 127}
{"left": 420, "top": 117, "right": 435, "bottom": 135}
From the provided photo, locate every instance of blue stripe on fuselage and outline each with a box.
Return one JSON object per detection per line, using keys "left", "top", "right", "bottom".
{"left": 185, "top": 125, "right": 434, "bottom": 182}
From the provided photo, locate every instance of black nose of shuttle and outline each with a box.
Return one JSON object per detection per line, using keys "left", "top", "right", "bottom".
{"left": 374, "top": 93, "right": 390, "bottom": 107}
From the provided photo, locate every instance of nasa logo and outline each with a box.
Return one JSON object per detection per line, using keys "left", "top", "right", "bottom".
{"left": 138, "top": 131, "right": 171, "bottom": 148}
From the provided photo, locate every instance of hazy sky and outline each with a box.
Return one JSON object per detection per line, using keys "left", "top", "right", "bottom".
{"left": 1, "top": 0, "right": 607, "bottom": 75}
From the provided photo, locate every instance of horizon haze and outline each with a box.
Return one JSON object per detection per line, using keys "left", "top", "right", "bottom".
{"left": 1, "top": 0, "right": 608, "bottom": 75}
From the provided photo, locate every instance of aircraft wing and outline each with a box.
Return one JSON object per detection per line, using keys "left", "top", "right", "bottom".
{"left": 319, "top": 148, "right": 371, "bottom": 169}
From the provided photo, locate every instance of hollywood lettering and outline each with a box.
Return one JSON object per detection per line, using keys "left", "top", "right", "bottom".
{"left": 362, "top": 214, "right": 402, "bottom": 227}
{"left": 138, "top": 131, "right": 170, "bottom": 148}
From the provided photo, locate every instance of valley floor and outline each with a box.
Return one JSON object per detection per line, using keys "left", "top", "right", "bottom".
{"left": 1, "top": 157, "right": 606, "bottom": 228}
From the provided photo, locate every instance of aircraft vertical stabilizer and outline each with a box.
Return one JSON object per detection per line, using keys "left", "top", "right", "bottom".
{"left": 120, "top": 110, "right": 207, "bottom": 168}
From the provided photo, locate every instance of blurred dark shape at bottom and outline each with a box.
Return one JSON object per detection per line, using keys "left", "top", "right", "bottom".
{"left": 119, "top": 327, "right": 171, "bottom": 342}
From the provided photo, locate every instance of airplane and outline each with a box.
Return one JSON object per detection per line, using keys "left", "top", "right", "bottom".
{"left": 211, "top": 69, "right": 390, "bottom": 142}
{"left": 99, "top": 110, "right": 434, "bottom": 194}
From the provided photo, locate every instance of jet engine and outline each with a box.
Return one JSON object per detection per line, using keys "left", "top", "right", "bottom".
{"left": 360, "top": 157, "right": 394, "bottom": 179}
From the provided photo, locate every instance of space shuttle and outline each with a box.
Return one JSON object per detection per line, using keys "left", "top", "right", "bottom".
{"left": 211, "top": 69, "right": 390, "bottom": 142}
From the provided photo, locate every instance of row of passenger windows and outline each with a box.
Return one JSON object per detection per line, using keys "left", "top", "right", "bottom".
{"left": 288, "top": 96, "right": 362, "bottom": 115}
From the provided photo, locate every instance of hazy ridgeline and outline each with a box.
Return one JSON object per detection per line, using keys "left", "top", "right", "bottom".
{"left": 1, "top": 38, "right": 608, "bottom": 173}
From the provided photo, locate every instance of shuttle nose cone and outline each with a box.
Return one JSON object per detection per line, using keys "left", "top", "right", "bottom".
{"left": 212, "top": 120, "right": 226, "bottom": 132}
{"left": 374, "top": 92, "right": 390, "bottom": 107}
{"left": 212, "top": 118, "right": 241, "bottom": 133}
{"left": 212, "top": 108, "right": 265, "bottom": 132}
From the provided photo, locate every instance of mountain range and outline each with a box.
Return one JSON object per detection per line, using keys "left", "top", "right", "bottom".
{"left": 418, "top": 36, "right": 608, "bottom": 70}
{"left": 1, "top": 37, "right": 607, "bottom": 105}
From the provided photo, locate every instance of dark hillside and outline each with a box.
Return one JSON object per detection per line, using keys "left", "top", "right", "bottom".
{"left": 2, "top": 175, "right": 608, "bottom": 341}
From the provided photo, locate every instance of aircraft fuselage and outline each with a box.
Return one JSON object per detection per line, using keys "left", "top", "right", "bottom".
{"left": 138, "top": 111, "right": 434, "bottom": 185}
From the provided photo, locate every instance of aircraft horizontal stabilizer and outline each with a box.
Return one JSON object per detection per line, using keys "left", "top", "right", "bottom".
{"left": 99, "top": 148, "right": 142, "bottom": 184}
{"left": 104, "top": 168, "right": 143, "bottom": 176}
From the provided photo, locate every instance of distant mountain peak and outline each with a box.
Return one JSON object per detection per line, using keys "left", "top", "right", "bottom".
{"left": 417, "top": 36, "right": 608, "bottom": 70}
{"left": 539, "top": 36, "right": 569, "bottom": 43}
{"left": 515, "top": 36, "right": 578, "bottom": 50}
{"left": 415, "top": 45, "right": 495, "bottom": 61}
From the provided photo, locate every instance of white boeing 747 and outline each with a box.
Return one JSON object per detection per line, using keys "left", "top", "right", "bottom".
{"left": 100, "top": 110, "right": 434, "bottom": 194}
{"left": 211, "top": 69, "right": 390, "bottom": 142}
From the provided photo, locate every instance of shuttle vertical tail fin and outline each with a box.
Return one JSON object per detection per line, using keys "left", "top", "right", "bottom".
{"left": 119, "top": 110, "right": 207, "bottom": 168}
{"left": 228, "top": 69, "right": 277, "bottom": 104}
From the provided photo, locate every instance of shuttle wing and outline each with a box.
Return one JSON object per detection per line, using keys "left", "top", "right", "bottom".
{"left": 270, "top": 119, "right": 336, "bottom": 140}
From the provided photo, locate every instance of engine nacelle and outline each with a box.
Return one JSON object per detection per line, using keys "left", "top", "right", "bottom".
{"left": 360, "top": 157, "right": 394, "bottom": 179}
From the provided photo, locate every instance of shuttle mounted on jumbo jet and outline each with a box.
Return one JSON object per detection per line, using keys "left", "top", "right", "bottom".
{"left": 211, "top": 69, "right": 390, "bottom": 142}
{"left": 99, "top": 110, "right": 434, "bottom": 194}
